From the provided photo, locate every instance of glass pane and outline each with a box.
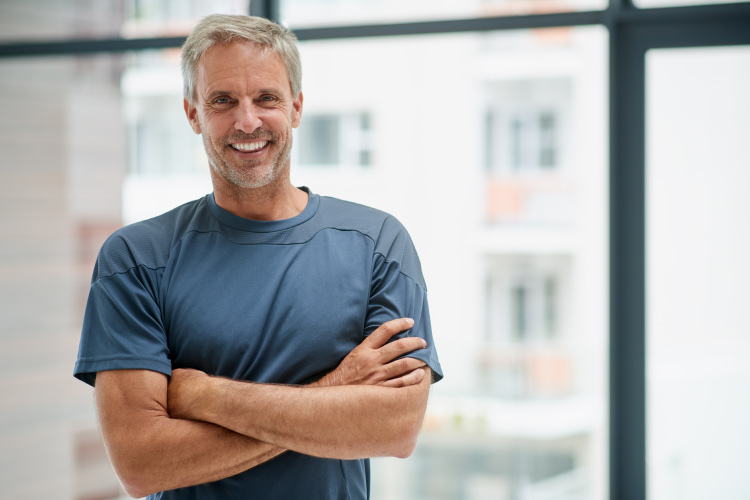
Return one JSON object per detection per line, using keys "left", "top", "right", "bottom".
{"left": 0, "top": 47, "right": 213, "bottom": 498}
{"left": 281, "top": 0, "right": 606, "bottom": 29}
{"left": 0, "top": 17, "right": 608, "bottom": 500}
{"left": 646, "top": 45, "right": 750, "bottom": 500}
{"left": 295, "top": 27, "right": 609, "bottom": 500}
{"left": 0, "top": 53, "right": 131, "bottom": 499}
{"left": 0, "top": 0, "right": 250, "bottom": 41}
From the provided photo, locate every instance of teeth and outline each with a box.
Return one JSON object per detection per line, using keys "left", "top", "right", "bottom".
{"left": 232, "top": 141, "right": 267, "bottom": 151}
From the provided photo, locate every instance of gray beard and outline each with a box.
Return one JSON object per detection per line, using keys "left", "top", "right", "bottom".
{"left": 205, "top": 132, "right": 293, "bottom": 190}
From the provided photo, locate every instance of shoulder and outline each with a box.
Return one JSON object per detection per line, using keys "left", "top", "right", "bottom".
{"left": 315, "top": 195, "right": 408, "bottom": 244}
{"left": 315, "top": 195, "right": 425, "bottom": 287}
{"left": 93, "top": 196, "right": 212, "bottom": 281}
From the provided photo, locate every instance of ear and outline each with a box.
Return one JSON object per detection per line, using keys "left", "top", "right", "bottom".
{"left": 291, "top": 91, "right": 303, "bottom": 129}
{"left": 184, "top": 98, "right": 202, "bottom": 134}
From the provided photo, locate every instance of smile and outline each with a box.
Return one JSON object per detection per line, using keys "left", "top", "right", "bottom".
{"left": 231, "top": 141, "right": 268, "bottom": 152}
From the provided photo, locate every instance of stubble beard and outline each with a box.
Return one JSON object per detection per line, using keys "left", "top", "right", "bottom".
{"left": 204, "top": 128, "right": 293, "bottom": 190}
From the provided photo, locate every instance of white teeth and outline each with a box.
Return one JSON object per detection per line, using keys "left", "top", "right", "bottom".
{"left": 232, "top": 141, "right": 267, "bottom": 151}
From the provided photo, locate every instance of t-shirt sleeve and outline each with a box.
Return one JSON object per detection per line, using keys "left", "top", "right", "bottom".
{"left": 365, "top": 218, "right": 443, "bottom": 383}
{"left": 74, "top": 252, "right": 171, "bottom": 387}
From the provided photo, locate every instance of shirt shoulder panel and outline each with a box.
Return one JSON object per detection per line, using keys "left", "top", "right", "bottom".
{"left": 315, "top": 196, "right": 427, "bottom": 290}
{"left": 92, "top": 196, "right": 215, "bottom": 282}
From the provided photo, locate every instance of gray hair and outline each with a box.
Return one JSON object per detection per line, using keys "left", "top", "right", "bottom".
{"left": 181, "top": 14, "right": 302, "bottom": 104}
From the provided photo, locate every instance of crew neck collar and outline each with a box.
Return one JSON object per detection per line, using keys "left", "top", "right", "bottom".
{"left": 207, "top": 187, "right": 319, "bottom": 233}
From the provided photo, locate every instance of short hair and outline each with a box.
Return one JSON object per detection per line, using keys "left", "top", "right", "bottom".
{"left": 181, "top": 14, "right": 302, "bottom": 104}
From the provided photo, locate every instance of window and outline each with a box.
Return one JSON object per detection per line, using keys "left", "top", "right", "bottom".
{"left": 484, "top": 78, "right": 579, "bottom": 225}
{"left": 482, "top": 255, "right": 576, "bottom": 401}
{"left": 295, "top": 112, "right": 372, "bottom": 168}
{"left": 2, "top": 1, "right": 748, "bottom": 500}
{"left": 485, "top": 260, "right": 566, "bottom": 345}
{"left": 646, "top": 45, "right": 750, "bottom": 500}
{"left": 485, "top": 79, "right": 569, "bottom": 174}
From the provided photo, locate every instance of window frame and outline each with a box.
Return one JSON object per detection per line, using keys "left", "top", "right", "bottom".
{"left": 2, "top": 2, "right": 749, "bottom": 498}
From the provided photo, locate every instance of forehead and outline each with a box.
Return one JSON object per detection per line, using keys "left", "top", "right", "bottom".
{"left": 195, "top": 41, "right": 291, "bottom": 96}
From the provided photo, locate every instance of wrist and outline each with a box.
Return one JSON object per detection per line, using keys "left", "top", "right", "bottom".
{"left": 194, "top": 375, "right": 222, "bottom": 422}
{"left": 312, "top": 370, "right": 341, "bottom": 388}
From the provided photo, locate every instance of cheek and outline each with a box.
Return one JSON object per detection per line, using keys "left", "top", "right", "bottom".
{"left": 203, "top": 119, "right": 230, "bottom": 145}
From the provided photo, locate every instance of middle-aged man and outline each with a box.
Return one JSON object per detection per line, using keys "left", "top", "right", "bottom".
{"left": 74, "top": 14, "right": 443, "bottom": 500}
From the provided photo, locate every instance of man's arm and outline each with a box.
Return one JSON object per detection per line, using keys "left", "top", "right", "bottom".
{"left": 171, "top": 364, "right": 432, "bottom": 460}
{"left": 95, "top": 318, "right": 425, "bottom": 498}
{"left": 169, "top": 318, "right": 432, "bottom": 460}
{"left": 95, "top": 369, "right": 281, "bottom": 498}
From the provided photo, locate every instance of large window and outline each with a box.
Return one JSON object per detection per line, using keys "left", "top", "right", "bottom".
{"left": 646, "top": 45, "right": 750, "bottom": 500}
{"left": 1, "top": 1, "right": 748, "bottom": 500}
{"left": 292, "top": 30, "right": 607, "bottom": 499}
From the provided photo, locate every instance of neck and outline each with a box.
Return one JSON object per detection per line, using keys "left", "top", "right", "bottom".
{"left": 211, "top": 173, "right": 308, "bottom": 221}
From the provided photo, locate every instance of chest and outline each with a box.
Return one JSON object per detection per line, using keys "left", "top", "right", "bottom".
{"left": 161, "top": 230, "right": 373, "bottom": 383}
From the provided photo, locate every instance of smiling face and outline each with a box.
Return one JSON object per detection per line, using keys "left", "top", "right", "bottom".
{"left": 184, "top": 41, "right": 303, "bottom": 193}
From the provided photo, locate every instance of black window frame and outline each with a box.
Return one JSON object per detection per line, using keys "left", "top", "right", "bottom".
{"left": 2, "top": 1, "right": 749, "bottom": 498}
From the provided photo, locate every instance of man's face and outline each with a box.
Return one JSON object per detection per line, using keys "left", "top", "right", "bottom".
{"left": 184, "top": 41, "right": 302, "bottom": 191}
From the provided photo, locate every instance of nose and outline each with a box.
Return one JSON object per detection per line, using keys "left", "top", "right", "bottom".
{"left": 234, "top": 99, "right": 263, "bottom": 133}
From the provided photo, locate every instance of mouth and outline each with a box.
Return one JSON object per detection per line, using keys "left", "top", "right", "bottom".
{"left": 230, "top": 140, "right": 269, "bottom": 153}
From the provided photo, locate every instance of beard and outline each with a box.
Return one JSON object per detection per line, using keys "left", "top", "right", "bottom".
{"left": 204, "top": 128, "right": 293, "bottom": 190}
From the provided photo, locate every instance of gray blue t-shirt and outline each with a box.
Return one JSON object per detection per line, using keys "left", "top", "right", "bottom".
{"left": 74, "top": 188, "right": 442, "bottom": 500}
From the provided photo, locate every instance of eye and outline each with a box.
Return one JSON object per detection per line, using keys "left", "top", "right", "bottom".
{"left": 213, "top": 96, "right": 231, "bottom": 104}
{"left": 259, "top": 95, "right": 276, "bottom": 102}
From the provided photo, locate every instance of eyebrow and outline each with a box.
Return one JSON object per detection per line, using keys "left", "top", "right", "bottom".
{"left": 204, "top": 90, "right": 232, "bottom": 100}
{"left": 204, "top": 88, "right": 284, "bottom": 100}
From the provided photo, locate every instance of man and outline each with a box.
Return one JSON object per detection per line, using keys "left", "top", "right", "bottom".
{"left": 74, "top": 14, "right": 442, "bottom": 500}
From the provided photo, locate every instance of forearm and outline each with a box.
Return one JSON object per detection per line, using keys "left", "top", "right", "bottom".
{"left": 115, "top": 417, "right": 283, "bottom": 497}
{"left": 96, "top": 370, "right": 284, "bottom": 498}
{"left": 185, "top": 370, "right": 431, "bottom": 460}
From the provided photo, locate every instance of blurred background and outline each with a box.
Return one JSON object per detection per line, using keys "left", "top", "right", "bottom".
{"left": 0, "top": 1, "right": 748, "bottom": 499}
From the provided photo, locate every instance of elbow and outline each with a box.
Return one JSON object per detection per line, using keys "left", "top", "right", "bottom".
{"left": 388, "top": 379, "right": 430, "bottom": 459}
{"left": 121, "top": 482, "right": 151, "bottom": 500}
{"left": 115, "top": 464, "right": 157, "bottom": 499}
{"left": 392, "top": 436, "right": 418, "bottom": 459}
{"left": 117, "top": 466, "right": 161, "bottom": 499}
{"left": 107, "top": 446, "right": 162, "bottom": 498}
{"left": 389, "top": 412, "right": 424, "bottom": 459}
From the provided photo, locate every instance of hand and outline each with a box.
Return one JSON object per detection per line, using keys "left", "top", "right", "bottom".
{"left": 315, "top": 318, "right": 428, "bottom": 389}
{"left": 167, "top": 368, "right": 210, "bottom": 420}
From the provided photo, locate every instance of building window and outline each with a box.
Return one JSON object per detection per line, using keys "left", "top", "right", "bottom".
{"left": 511, "top": 283, "right": 528, "bottom": 341}
{"left": 485, "top": 79, "right": 569, "bottom": 174}
{"left": 298, "top": 114, "right": 340, "bottom": 164}
{"left": 125, "top": 92, "right": 205, "bottom": 176}
{"left": 486, "top": 258, "right": 566, "bottom": 345}
{"left": 481, "top": 255, "right": 573, "bottom": 399}
{"left": 296, "top": 112, "right": 372, "bottom": 168}
{"left": 539, "top": 112, "right": 557, "bottom": 168}
{"left": 484, "top": 80, "right": 574, "bottom": 225}
{"left": 488, "top": 108, "right": 560, "bottom": 172}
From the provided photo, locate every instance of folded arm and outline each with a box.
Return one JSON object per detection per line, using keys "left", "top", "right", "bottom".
{"left": 168, "top": 318, "right": 431, "bottom": 460}
{"left": 170, "top": 366, "right": 431, "bottom": 461}
{"left": 95, "top": 318, "right": 427, "bottom": 498}
{"left": 95, "top": 369, "right": 281, "bottom": 498}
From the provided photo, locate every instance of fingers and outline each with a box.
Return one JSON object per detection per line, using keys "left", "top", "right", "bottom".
{"left": 381, "top": 367, "right": 426, "bottom": 388}
{"left": 377, "top": 336, "right": 427, "bottom": 364}
{"left": 363, "top": 317, "right": 415, "bottom": 349}
{"left": 381, "top": 357, "right": 426, "bottom": 381}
